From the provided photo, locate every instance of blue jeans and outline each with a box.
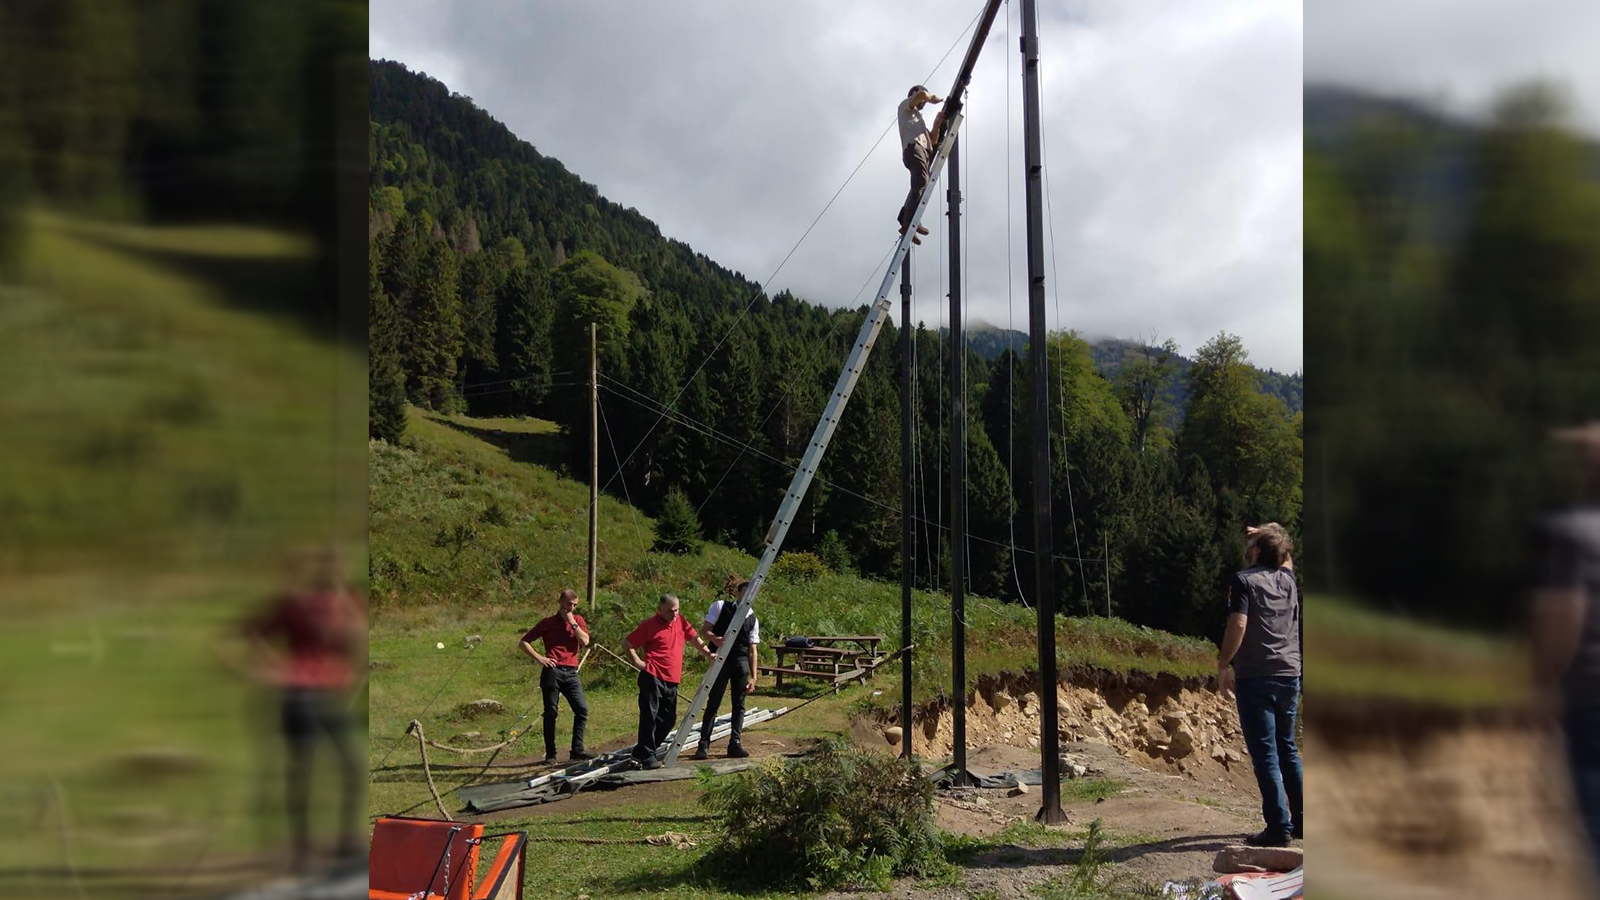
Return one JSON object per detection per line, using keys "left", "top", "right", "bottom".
{"left": 1236, "top": 676, "right": 1303, "bottom": 833}
{"left": 1567, "top": 705, "right": 1600, "bottom": 874}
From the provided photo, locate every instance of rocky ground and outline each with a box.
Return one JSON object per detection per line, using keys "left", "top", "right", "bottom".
{"left": 1307, "top": 702, "right": 1598, "bottom": 899}
{"left": 840, "top": 670, "right": 1290, "bottom": 897}
{"left": 903, "top": 670, "right": 1265, "bottom": 795}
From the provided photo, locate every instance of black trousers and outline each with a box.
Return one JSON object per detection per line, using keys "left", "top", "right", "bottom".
{"left": 699, "top": 656, "right": 750, "bottom": 749}
{"left": 632, "top": 670, "right": 679, "bottom": 762}
{"left": 281, "top": 688, "right": 359, "bottom": 860}
{"left": 539, "top": 665, "right": 589, "bottom": 755}
{"left": 898, "top": 140, "right": 932, "bottom": 231}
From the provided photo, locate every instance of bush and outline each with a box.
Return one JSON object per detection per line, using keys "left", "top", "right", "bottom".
{"left": 773, "top": 550, "right": 827, "bottom": 584}
{"left": 651, "top": 487, "right": 702, "bottom": 555}
{"left": 480, "top": 501, "right": 509, "bottom": 526}
{"left": 698, "top": 740, "right": 948, "bottom": 891}
{"left": 433, "top": 522, "right": 478, "bottom": 556}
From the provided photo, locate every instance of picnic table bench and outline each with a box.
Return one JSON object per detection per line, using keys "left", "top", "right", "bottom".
{"left": 806, "top": 635, "right": 884, "bottom": 654}
{"left": 761, "top": 635, "right": 888, "bottom": 692}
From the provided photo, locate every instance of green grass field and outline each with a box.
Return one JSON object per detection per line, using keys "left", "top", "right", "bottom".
{"left": 1305, "top": 592, "right": 1525, "bottom": 707}
{"left": 0, "top": 210, "right": 366, "bottom": 884}
{"left": 368, "top": 409, "right": 1216, "bottom": 698}
{"left": 366, "top": 409, "right": 1217, "bottom": 782}
{"left": 368, "top": 409, "right": 1229, "bottom": 898}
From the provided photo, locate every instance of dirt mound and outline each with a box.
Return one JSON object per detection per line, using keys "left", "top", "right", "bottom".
{"left": 874, "top": 669, "right": 1255, "bottom": 790}
{"left": 1306, "top": 702, "right": 1599, "bottom": 898}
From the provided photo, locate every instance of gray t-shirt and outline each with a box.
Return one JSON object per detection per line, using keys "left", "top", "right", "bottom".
{"left": 1534, "top": 508, "right": 1600, "bottom": 707}
{"left": 1226, "top": 565, "right": 1301, "bottom": 679}
{"left": 897, "top": 96, "right": 931, "bottom": 150}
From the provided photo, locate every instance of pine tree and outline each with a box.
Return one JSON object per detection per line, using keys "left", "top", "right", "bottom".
{"left": 652, "top": 486, "right": 703, "bottom": 555}
{"left": 406, "top": 241, "right": 464, "bottom": 411}
{"left": 369, "top": 247, "right": 408, "bottom": 441}
{"left": 491, "top": 261, "right": 554, "bottom": 416}
{"left": 458, "top": 251, "right": 500, "bottom": 375}
{"left": 816, "top": 529, "right": 852, "bottom": 575}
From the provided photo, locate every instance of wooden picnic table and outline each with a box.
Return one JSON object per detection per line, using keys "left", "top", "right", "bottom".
{"left": 763, "top": 635, "right": 888, "bottom": 691}
{"left": 805, "top": 635, "right": 884, "bottom": 654}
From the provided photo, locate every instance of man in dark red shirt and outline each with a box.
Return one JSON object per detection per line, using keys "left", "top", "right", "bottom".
{"left": 239, "top": 546, "right": 365, "bottom": 872}
{"left": 519, "top": 588, "right": 593, "bottom": 762}
{"left": 625, "top": 594, "right": 713, "bottom": 769}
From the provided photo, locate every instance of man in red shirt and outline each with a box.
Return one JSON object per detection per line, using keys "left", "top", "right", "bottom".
{"left": 519, "top": 588, "right": 593, "bottom": 762}
{"left": 625, "top": 594, "right": 714, "bottom": 769}
{"left": 239, "top": 546, "right": 365, "bottom": 872}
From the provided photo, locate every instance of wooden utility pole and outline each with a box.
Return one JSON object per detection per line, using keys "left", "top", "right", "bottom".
{"left": 587, "top": 322, "right": 598, "bottom": 606}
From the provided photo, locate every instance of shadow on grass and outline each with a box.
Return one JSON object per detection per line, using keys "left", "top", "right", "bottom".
{"left": 956, "top": 833, "right": 1239, "bottom": 871}
{"left": 62, "top": 225, "right": 357, "bottom": 345}
{"left": 535, "top": 813, "right": 715, "bottom": 827}
{"left": 599, "top": 854, "right": 780, "bottom": 898}
{"left": 435, "top": 417, "right": 570, "bottom": 472}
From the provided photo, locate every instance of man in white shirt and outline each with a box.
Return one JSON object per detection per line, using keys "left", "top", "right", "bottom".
{"left": 896, "top": 84, "right": 945, "bottom": 245}
{"left": 693, "top": 579, "right": 761, "bottom": 759}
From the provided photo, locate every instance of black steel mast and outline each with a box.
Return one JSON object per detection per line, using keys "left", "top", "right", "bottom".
{"left": 900, "top": 256, "right": 915, "bottom": 762}
{"left": 1020, "top": 0, "right": 1065, "bottom": 824}
{"left": 948, "top": 136, "right": 975, "bottom": 785}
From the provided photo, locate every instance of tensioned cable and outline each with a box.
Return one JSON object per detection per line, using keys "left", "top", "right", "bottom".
{"left": 372, "top": 10, "right": 997, "bottom": 800}
{"left": 597, "top": 394, "right": 644, "bottom": 536}
{"left": 1003, "top": 0, "right": 1030, "bottom": 608}
{"left": 462, "top": 370, "right": 578, "bottom": 394}
{"left": 596, "top": 9, "right": 988, "bottom": 502}
{"left": 692, "top": 241, "right": 898, "bottom": 519}
{"left": 598, "top": 377, "right": 1108, "bottom": 567}
{"left": 935, "top": 164, "right": 945, "bottom": 594}
{"left": 373, "top": 651, "right": 476, "bottom": 771}
{"left": 453, "top": 382, "right": 586, "bottom": 401}
{"left": 1036, "top": 13, "right": 1093, "bottom": 615}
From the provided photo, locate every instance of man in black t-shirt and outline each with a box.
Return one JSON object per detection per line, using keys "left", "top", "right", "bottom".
{"left": 693, "top": 578, "right": 761, "bottom": 760}
{"left": 1217, "top": 524, "right": 1302, "bottom": 848}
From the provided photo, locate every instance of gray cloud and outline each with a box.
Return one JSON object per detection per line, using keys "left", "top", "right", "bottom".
{"left": 1307, "top": 0, "right": 1600, "bottom": 133}
{"left": 372, "top": 0, "right": 1303, "bottom": 372}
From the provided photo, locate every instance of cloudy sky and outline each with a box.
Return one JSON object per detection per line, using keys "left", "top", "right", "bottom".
{"left": 371, "top": 0, "right": 1304, "bottom": 373}
{"left": 1307, "top": 0, "right": 1600, "bottom": 134}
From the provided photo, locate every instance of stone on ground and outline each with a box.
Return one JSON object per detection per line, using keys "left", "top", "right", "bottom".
{"left": 1213, "top": 845, "right": 1304, "bottom": 874}
{"left": 454, "top": 698, "right": 506, "bottom": 720}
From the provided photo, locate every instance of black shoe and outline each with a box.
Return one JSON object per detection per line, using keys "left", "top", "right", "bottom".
{"left": 570, "top": 749, "right": 595, "bottom": 761}
{"left": 1291, "top": 821, "right": 1303, "bottom": 840}
{"left": 1244, "top": 827, "right": 1292, "bottom": 848}
{"left": 726, "top": 744, "right": 750, "bottom": 759}
{"left": 640, "top": 758, "right": 664, "bottom": 770}
{"left": 692, "top": 745, "right": 710, "bottom": 761}
{"left": 543, "top": 752, "right": 558, "bottom": 764}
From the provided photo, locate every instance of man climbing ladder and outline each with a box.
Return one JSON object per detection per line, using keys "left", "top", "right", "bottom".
{"left": 897, "top": 84, "right": 946, "bottom": 245}
{"left": 662, "top": 0, "right": 1005, "bottom": 770}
